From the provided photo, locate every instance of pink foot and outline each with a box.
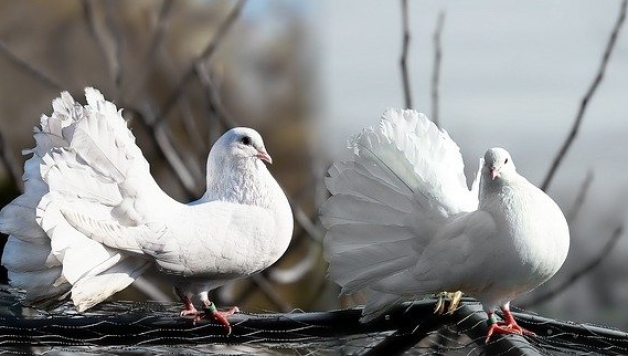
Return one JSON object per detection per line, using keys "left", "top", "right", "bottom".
{"left": 485, "top": 307, "right": 534, "bottom": 343}
{"left": 179, "top": 295, "right": 199, "bottom": 317}
{"left": 486, "top": 321, "right": 535, "bottom": 342}
{"left": 192, "top": 302, "right": 240, "bottom": 335}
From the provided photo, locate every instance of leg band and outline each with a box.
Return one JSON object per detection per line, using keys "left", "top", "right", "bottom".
{"left": 488, "top": 314, "right": 499, "bottom": 325}
{"left": 204, "top": 302, "right": 218, "bottom": 314}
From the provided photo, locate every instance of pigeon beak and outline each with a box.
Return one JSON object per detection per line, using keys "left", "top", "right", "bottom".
{"left": 256, "top": 149, "right": 273, "bottom": 164}
{"left": 489, "top": 166, "right": 500, "bottom": 180}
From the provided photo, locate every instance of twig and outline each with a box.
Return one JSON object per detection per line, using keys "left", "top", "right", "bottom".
{"left": 541, "top": 0, "right": 627, "bottom": 191}
{"left": 0, "top": 40, "right": 62, "bottom": 91}
{"left": 153, "top": 42, "right": 209, "bottom": 155}
{"left": 82, "top": 1, "right": 98, "bottom": 41}
{"left": 82, "top": 0, "right": 119, "bottom": 93}
{"left": 400, "top": 0, "right": 413, "bottom": 109}
{"left": 267, "top": 243, "right": 320, "bottom": 284}
{"left": 177, "top": 94, "right": 207, "bottom": 154}
{"left": 132, "top": 276, "right": 173, "bottom": 302}
{"left": 124, "top": 106, "right": 203, "bottom": 198}
{"left": 195, "top": 61, "right": 238, "bottom": 129}
{"left": 251, "top": 275, "right": 293, "bottom": 313}
{"left": 431, "top": 11, "right": 445, "bottom": 125}
{"left": 566, "top": 170, "right": 593, "bottom": 223}
{"left": 124, "top": 0, "right": 174, "bottom": 100}
{"left": 195, "top": 63, "right": 233, "bottom": 146}
{"left": 147, "top": 0, "right": 175, "bottom": 63}
{"left": 521, "top": 225, "right": 624, "bottom": 308}
{"left": 290, "top": 198, "right": 325, "bottom": 242}
{"left": 159, "top": 0, "right": 247, "bottom": 123}
{"left": 104, "top": 0, "right": 124, "bottom": 94}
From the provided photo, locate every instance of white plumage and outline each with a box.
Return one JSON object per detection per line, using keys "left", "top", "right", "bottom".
{"left": 320, "top": 109, "right": 569, "bottom": 338}
{"left": 0, "top": 88, "right": 293, "bottom": 331}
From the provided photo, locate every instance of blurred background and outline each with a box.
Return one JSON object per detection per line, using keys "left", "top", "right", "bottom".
{"left": 0, "top": 0, "right": 626, "bottom": 336}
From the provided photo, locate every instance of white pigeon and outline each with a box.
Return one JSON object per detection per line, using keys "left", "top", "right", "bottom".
{"left": 320, "top": 109, "right": 569, "bottom": 340}
{"left": 0, "top": 88, "right": 293, "bottom": 333}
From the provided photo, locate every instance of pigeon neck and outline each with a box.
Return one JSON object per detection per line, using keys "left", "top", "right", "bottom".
{"left": 204, "top": 156, "right": 275, "bottom": 208}
{"left": 478, "top": 175, "right": 508, "bottom": 209}
{"left": 478, "top": 173, "right": 525, "bottom": 210}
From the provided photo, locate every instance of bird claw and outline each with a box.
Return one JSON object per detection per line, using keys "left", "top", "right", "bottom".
{"left": 485, "top": 320, "right": 535, "bottom": 343}
{"left": 190, "top": 304, "right": 240, "bottom": 335}
{"left": 434, "top": 291, "right": 463, "bottom": 314}
{"left": 179, "top": 306, "right": 199, "bottom": 317}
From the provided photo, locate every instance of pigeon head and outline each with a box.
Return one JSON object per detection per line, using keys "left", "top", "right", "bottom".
{"left": 482, "top": 147, "right": 516, "bottom": 181}
{"left": 214, "top": 127, "right": 272, "bottom": 164}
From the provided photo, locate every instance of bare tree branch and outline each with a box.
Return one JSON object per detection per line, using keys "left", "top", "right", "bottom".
{"left": 195, "top": 62, "right": 238, "bottom": 130}
{"left": 195, "top": 62, "right": 240, "bottom": 148}
{"left": 132, "top": 276, "right": 173, "bottom": 302}
{"left": 114, "top": 2, "right": 246, "bottom": 198}
{"left": 521, "top": 225, "right": 624, "bottom": 308}
{"left": 400, "top": 0, "right": 413, "bottom": 109}
{"left": 566, "top": 170, "right": 593, "bottom": 223}
{"left": 159, "top": 0, "right": 247, "bottom": 123}
{"left": 290, "top": 199, "right": 325, "bottom": 242}
{"left": 82, "top": 0, "right": 105, "bottom": 57}
{"left": 541, "top": 0, "right": 627, "bottom": 191}
{"left": 0, "top": 40, "right": 62, "bottom": 91}
{"left": 82, "top": 0, "right": 122, "bottom": 95}
{"left": 224, "top": 272, "right": 292, "bottom": 313}
{"left": 149, "top": 40, "right": 210, "bottom": 155}
{"left": 124, "top": 106, "right": 203, "bottom": 198}
{"left": 104, "top": 0, "right": 124, "bottom": 95}
{"left": 158, "top": 47, "right": 207, "bottom": 154}
{"left": 431, "top": 11, "right": 445, "bottom": 125}
{"left": 251, "top": 275, "right": 293, "bottom": 313}
{"left": 176, "top": 93, "right": 207, "bottom": 154}
{"left": 267, "top": 245, "right": 319, "bottom": 284}
{"left": 124, "top": 0, "right": 174, "bottom": 100}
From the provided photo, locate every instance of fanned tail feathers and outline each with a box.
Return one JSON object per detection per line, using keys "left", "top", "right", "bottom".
{"left": 0, "top": 92, "right": 83, "bottom": 305}
{"left": 0, "top": 88, "right": 154, "bottom": 310}
{"left": 321, "top": 109, "right": 477, "bottom": 321}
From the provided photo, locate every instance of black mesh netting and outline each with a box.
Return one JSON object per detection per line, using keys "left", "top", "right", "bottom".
{"left": 0, "top": 292, "right": 626, "bottom": 355}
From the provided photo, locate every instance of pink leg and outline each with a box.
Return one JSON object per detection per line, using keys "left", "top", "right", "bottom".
{"left": 179, "top": 295, "right": 199, "bottom": 316}
{"left": 485, "top": 304, "right": 535, "bottom": 343}
{"left": 192, "top": 300, "right": 240, "bottom": 335}
{"left": 175, "top": 287, "right": 199, "bottom": 316}
{"left": 175, "top": 288, "right": 239, "bottom": 335}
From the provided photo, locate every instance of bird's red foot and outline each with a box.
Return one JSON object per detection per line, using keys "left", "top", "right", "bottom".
{"left": 179, "top": 304, "right": 199, "bottom": 317}
{"left": 485, "top": 310, "right": 535, "bottom": 343}
{"left": 486, "top": 321, "right": 535, "bottom": 342}
{"left": 192, "top": 302, "right": 240, "bottom": 335}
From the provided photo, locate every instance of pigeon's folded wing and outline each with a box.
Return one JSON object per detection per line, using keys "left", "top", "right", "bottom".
{"left": 370, "top": 210, "right": 498, "bottom": 295}
{"left": 141, "top": 202, "right": 279, "bottom": 279}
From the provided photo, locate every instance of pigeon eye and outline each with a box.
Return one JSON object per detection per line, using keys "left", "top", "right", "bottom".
{"left": 241, "top": 136, "right": 252, "bottom": 146}
{"left": 504, "top": 158, "right": 509, "bottom": 164}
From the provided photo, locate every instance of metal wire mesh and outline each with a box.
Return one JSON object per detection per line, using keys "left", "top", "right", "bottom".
{"left": 0, "top": 292, "right": 626, "bottom": 355}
